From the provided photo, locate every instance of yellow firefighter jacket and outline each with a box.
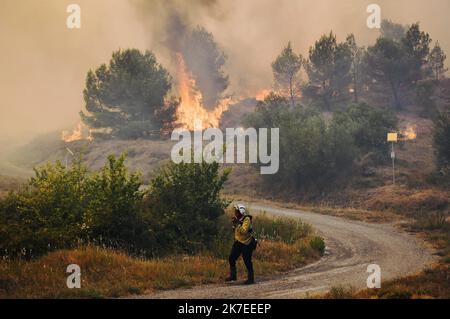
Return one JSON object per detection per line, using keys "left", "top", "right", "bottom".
{"left": 234, "top": 215, "right": 252, "bottom": 245}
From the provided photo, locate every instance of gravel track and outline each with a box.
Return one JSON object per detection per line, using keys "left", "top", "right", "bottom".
{"left": 135, "top": 203, "right": 435, "bottom": 299}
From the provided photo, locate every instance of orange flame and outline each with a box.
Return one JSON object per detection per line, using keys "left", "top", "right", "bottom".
{"left": 62, "top": 122, "right": 93, "bottom": 143}
{"left": 400, "top": 125, "right": 417, "bottom": 141}
{"left": 255, "top": 89, "right": 273, "bottom": 101}
{"left": 175, "top": 53, "right": 231, "bottom": 130}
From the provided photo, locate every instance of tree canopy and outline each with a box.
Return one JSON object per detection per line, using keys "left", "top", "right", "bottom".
{"left": 272, "top": 42, "right": 303, "bottom": 107}
{"left": 429, "top": 42, "right": 447, "bottom": 81}
{"left": 81, "top": 49, "right": 177, "bottom": 139}
{"left": 304, "top": 32, "right": 352, "bottom": 109}
{"left": 366, "top": 23, "right": 432, "bottom": 109}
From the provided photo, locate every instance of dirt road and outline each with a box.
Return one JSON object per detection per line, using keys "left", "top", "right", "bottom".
{"left": 136, "top": 203, "right": 436, "bottom": 299}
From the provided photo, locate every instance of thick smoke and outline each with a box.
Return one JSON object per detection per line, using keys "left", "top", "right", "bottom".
{"left": 134, "top": 1, "right": 230, "bottom": 110}
{"left": 1, "top": 0, "right": 449, "bottom": 145}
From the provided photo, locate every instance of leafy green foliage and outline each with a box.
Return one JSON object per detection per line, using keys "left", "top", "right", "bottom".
{"left": 0, "top": 161, "right": 89, "bottom": 258}
{"left": 0, "top": 155, "right": 146, "bottom": 258}
{"left": 246, "top": 95, "right": 398, "bottom": 190}
{"left": 84, "top": 155, "right": 146, "bottom": 248}
{"left": 309, "top": 236, "right": 325, "bottom": 254}
{"left": 0, "top": 154, "right": 230, "bottom": 259}
{"left": 245, "top": 94, "right": 356, "bottom": 189}
{"left": 334, "top": 103, "right": 398, "bottom": 157}
{"left": 144, "top": 161, "right": 230, "bottom": 255}
{"left": 80, "top": 49, "right": 177, "bottom": 138}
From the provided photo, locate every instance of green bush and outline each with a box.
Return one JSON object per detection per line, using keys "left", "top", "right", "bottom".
{"left": 245, "top": 94, "right": 356, "bottom": 189}
{"left": 0, "top": 155, "right": 232, "bottom": 259}
{"left": 334, "top": 103, "right": 398, "bottom": 158}
{"left": 84, "top": 155, "right": 148, "bottom": 250}
{"left": 0, "top": 155, "right": 148, "bottom": 258}
{"left": 309, "top": 236, "right": 326, "bottom": 254}
{"left": 143, "top": 161, "right": 231, "bottom": 255}
{"left": 0, "top": 161, "right": 90, "bottom": 258}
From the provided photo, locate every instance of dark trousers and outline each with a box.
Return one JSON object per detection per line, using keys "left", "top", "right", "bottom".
{"left": 228, "top": 240, "right": 254, "bottom": 281}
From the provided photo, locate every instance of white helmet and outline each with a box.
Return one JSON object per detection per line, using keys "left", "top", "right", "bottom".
{"left": 234, "top": 204, "right": 247, "bottom": 215}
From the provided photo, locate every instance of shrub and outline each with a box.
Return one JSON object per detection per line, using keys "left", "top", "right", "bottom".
{"left": 0, "top": 160, "right": 91, "bottom": 258}
{"left": 84, "top": 155, "right": 148, "bottom": 250}
{"left": 245, "top": 94, "right": 356, "bottom": 189}
{"left": 0, "top": 154, "right": 234, "bottom": 259}
{"left": 334, "top": 103, "right": 398, "bottom": 158}
{"left": 144, "top": 161, "right": 231, "bottom": 255}
{"left": 0, "top": 155, "right": 147, "bottom": 258}
{"left": 309, "top": 236, "right": 325, "bottom": 254}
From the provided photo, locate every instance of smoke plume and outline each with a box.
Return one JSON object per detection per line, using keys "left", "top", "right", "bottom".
{"left": 1, "top": 0, "right": 449, "bottom": 144}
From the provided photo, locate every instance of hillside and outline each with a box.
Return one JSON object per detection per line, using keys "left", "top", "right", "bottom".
{"left": 2, "top": 110, "right": 447, "bottom": 201}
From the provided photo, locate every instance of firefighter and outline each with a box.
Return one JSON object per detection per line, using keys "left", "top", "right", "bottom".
{"left": 226, "top": 204, "right": 257, "bottom": 285}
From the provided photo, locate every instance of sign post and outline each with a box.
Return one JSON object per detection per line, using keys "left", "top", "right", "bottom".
{"left": 387, "top": 133, "right": 398, "bottom": 185}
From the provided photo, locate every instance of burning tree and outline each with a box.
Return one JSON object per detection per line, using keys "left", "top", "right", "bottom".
{"left": 183, "top": 26, "right": 229, "bottom": 111}
{"left": 80, "top": 49, "right": 178, "bottom": 139}
{"left": 171, "top": 25, "right": 232, "bottom": 130}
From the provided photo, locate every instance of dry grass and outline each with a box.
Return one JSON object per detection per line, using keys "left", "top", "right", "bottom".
{"left": 369, "top": 266, "right": 450, "bottom": 299}
{"left": 0, "top": 212, "right": 323, "bottom": 299}
{"left": 364, "top": 186, "right": 449, "bottom": 216}
{"left": 0, "top": 235, "right": 321, "bottom": 299}
{"left": 329, "top": 264, "right": 450, "bottom": 299}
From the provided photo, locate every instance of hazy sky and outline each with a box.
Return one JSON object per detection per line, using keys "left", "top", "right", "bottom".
{"left": 1, "top": 0, "right": 449, "bottom": 143}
